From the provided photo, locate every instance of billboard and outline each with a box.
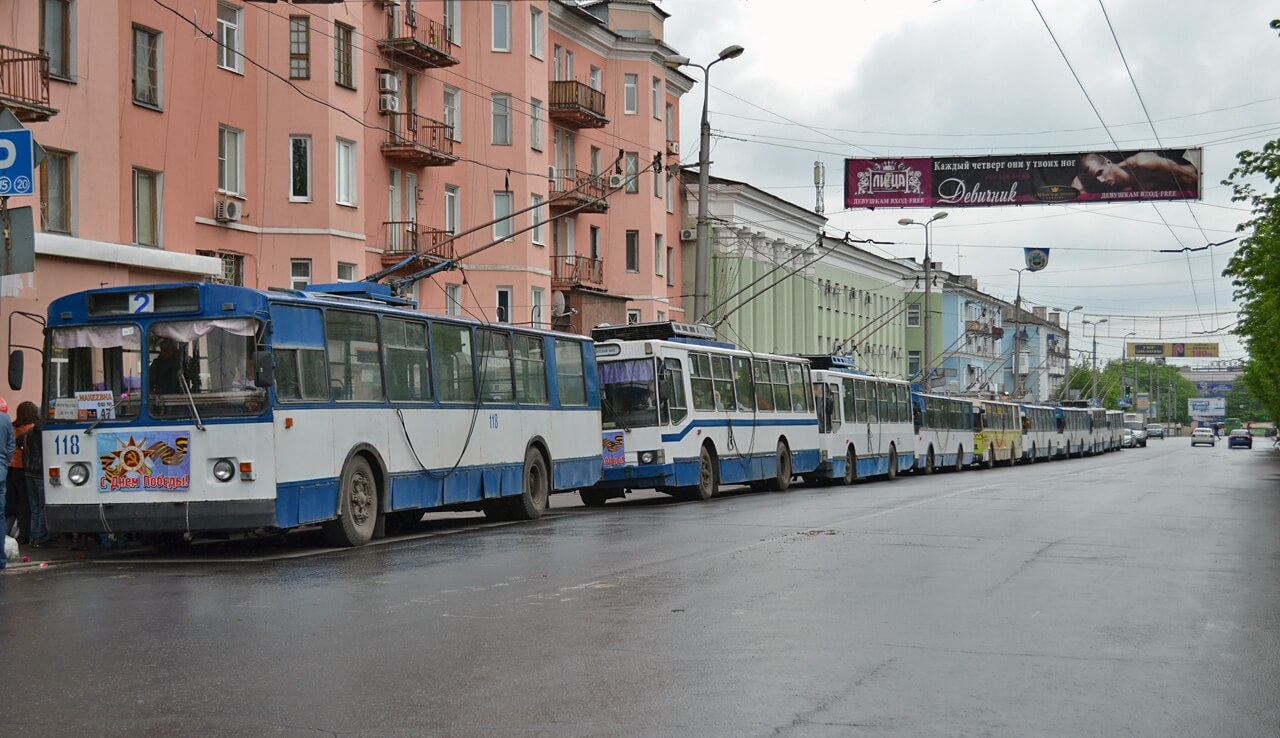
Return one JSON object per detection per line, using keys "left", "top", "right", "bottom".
{"left": 1194, "top": 381, "right": 1233, "bottom": 397}
{"left": 1126, "top": 342, "right": 1219, "bottom": 358}
{"left": 844, "top": 148, "right": 1201, "bottom": 209}
{"left": 1188, "top": 397, "right": 1226, "bottom": 419}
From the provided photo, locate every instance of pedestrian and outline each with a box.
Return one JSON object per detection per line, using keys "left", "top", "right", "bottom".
{"left": 7, "top": 402, "right": 35, "bottom": 544}
{"left": 0, "top": 398, "right": 14, "bottom": 570}
{"left": 17, "top": 402, "right": 51, "bottom": 547}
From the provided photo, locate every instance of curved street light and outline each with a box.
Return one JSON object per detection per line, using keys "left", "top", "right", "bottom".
{"left": 898, "top": 212, "right": 948, "bottom": 387}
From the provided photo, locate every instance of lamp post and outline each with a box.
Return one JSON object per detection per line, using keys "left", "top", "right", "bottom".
{"left": 1059, "top": 305, "right": 1084, "bottom": 400}
{"left": 1010, "top": 268, "right": 1028, "bottom": 398}
{"left": 1122, "top": 331, "right": 1136, "bottom": 408}
{"left": 899, "top": 211, "right": 948, "bottom": 388}
{"left": 1084, "top": 318, "right": 1108, "bottom": 405}
{"left": 665, "top": 45, "right": 745, "bottom": 324}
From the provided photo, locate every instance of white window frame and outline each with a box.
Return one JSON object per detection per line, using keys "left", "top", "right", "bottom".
{"left": 444, "top": 185, "right": 460, "bottom": 234}
{"left": 445, "top": 284, "right": 463, "bottom": 316}
{"left": 625, "top": 230, "right": 639, "bottom": 272}
{"left": 654, "top": 234, "right": 664, "bottom": 276}
{"left": 906, "top": 302, "right": 921, "bottom": 327}
{"left": 493, "top": 191, "right": 513, "bottom": 240}
{"left": 291, "top": 258, "right": 312, "bottom": 291}
{"left": 337, "top": 262, "right": 357, "bottom": 283}
{"left": 531, "top": 287, "right": 545, "bottom": 329}
{"left": 336, "top": 138, "right": 357, "bottom": 206}
{"left": 217, "top": 125, "right": 244, "bottom": 196}
{"left": 216, "top": 2, "right": 243, "bottom": 74}
{"left": 530, "top": 98, "right": 543, "bottom": 151}
{"left": 624, "top": 74, "right": 638, "bottom": 115}
{"left": 652, "top": 77, "right": 662, "bottom": 120}
{"left": 443, "top": 86, "right": 460, "bottom": 141}
{"left": 289, "top": 134, "right": 312, "bottom": 202}
{"left": 666, "top": 247, "right": 675, "bottom": 287}
{"left": 491, "top": 93, "right": 512, "bottom": 145}
{"left": 531, "top": 194, "right": 545, "bottom": 246}
{"left": 666, "top": 174, "right": 674, "bottom": 213}
{"left": 132, "top": 25, "right": 162, "bottom": 109}
{"left": 491, "top": 1, "right": 511, "bottom": 52}
{"left": 627, "top": 310, "right": 641, "bottom": 325}
{"left": 589, "top": 66, "right": 601, "bottom": 91}
{"left": 132, "top": 167, "right": 161, "bottom": 247}
{"left": 496, "top": 287, "right": 513, "bottom": 324}
{"left": 444, "top": 0, "right": 461, "bottom": 45}
{"left": 665, "top": 103, "right": 674, "bottom": 140}
{"left": 529, "top": 6, "right": 544, "bottom": 60}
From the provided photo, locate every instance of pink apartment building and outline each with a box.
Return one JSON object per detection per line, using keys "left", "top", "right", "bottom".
{"left": 0, "top": 0, "right": 690, "bottom": 410}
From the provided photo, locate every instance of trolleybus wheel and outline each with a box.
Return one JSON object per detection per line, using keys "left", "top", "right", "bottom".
{"left": 1028, "top": 444, "right": 1036, "bottom": 464}
{"left": 843, "top": 448, "right": 858, "bottom": 485}
{"left": 955, "top": 446, "right": 965, "bottom": 473}
{"left": 770, "top": 441, "right": 792, "bottom": 491}
{"left": 690, "top": 444, "right": 719, "bottom": 501}
{"left": 886, "top": 446, "right": 898, "bottom": 480}
{"left": 1006, "top": 446, "right": 1017, "bottom": 467}
{"left": 323, "top": 455, "right": 378, "bottom": 547}
{"left": 580, "top": 489, "right": 610, "bottom": 507}
{"left": 924, "top": 448, "right": 935, "bottom": 475}
{"left": 508, "top": 446, "right": 550, "bottom": 520}
{"left": 984, "top": 447, "right": 995, "bottom": 470}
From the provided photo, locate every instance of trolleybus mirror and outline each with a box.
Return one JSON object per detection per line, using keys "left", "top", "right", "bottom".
{"left": 8, "top": 350, "right": 22, "bottom": 391}
{"left": 253, "top": 350, "right": 274, "bottom": 388}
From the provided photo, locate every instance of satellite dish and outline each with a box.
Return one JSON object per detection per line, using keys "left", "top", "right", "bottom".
{"left": 552, "top": 290, "right": 567, "bottom": 316}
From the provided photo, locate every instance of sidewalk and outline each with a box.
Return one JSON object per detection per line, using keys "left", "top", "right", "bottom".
{"left": 4, "top": 534, "right": 148, "bottom": 573}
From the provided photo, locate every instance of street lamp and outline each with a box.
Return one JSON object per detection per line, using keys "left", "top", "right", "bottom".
{"left": 1083, "top": 318, "right": 1108, "bottom": 405}
{"left": 1057, "top": 305, "right": 1084, "bottom": 400}
{"left": 666, "top": 44, "right": 745, "bottom": 324}
{"left": 898, "top": 211, "right": 948, "bottom": 387}
{"left": 1009, "top": 267, "right": 1029, "bottom": 398}
{"left": 1122, "top": 331, "right": 1136, "bottom": 407}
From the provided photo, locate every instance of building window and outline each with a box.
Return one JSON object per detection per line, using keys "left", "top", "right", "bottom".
{"left": 217, "top": 125, "right": 244, "bottom": 196}
{"left": 491, "top": 93, "right": 511, "bottom": 145}
{"left": 133, "top": 168, "right": 160, "bottom": 247}
{"left": 666, "top": 247, "right": 675, "bottom": 287}
{"left": 908, "top": 351, "right": 921, "bottom": 377}
{"left": 627, "top": 310, "right": 641, "bottom": 324}
{"left": 289, "top": 16, "right": 310, "bottom": 79}
{"left": 337, "top": 262, "right": 357, "bottom": 283}
{"left": 291, "top": 259, "right": 311, "bottom": 290}
{"left": 624, "top": 74, "right": 638, "bottom": 114}
{"left": 530, "top": 98, "right": 543, "bottom": 151}
{"left": 216, "top": 2, "right": 243, "bottom": 73}
{"left": 491, "top": 1, "right": 511, "bottom": 52}
{"left": 589, "top": 147, "right": 601, "bottom": 177}
{"left": 654, "top": 234, "right": 664, "bottom": 276}
{"left": 589, "top": 66, "right": 602, "bottom": 91}
{"left": 493, "top": 191, "right": 513, "bottom": 239}
{"left": 589, "top": 225, "right": 601, "bottom": 259}
{"left": 652, "top": 77, "right": 662, "bottom": 120}
{"left": 655, "top": 161, "right": 663, "bottom": 198}
{"left": 334, "top": 22, "right": 355, "bottom": 89}
{"left": 198, "top": 251, "right": 245, "bottom": 286}
{"left": 531, "top": 194, "right": 545, "bottom": 245}
{"left": 443, "top": 86, "right": 460, "bottom": 141}
{"left": 495, "top": 287, "right": 512, "bottom": 323}
{"left": 444, "top": 0, "right": 461, "bottom": 44}
{"left": 445, "top": 284, "right": 462, "bottom": 316}
{"left": 41, "top": 0, "right": 73, "bottom": 80}
{"left": 666, "top": 103, "right": 674, "bottom": 140}
{"left": 132, "top": 26, "right": 162, "bottom": 108}
{"left": 531, "top": 288, "right": 545, "bottom": 329}
{"left": 40, "top": 150, "right": 72, "bottom": 234}
{"left": 529, "top": 6, "right": 544, "bottom": 59}
{"left": 336, "top": 138, "right": 357, "bottom": 206}
{"left": 906, "top": 302, "right": 921, "bottom": 327}
{"left": 666, "top": 175, "right": 674, "bottom": 213}
{"left": 625, "top": 152, "right": 639, "bottom": 193}
{"left": 289, "top": 135, "right": 311, "bottom": 202}
{"left": 657, "top": 311, "right": 666, "bottom": 322}
{"left": 444, "top": 185, "right": 459, "bottom": 233}
{"left": 625, "top": 230, "right": 639, "bottom": 272}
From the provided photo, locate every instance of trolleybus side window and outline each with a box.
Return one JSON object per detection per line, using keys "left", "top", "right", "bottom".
{"left": 554, "top": 339, "right": 587, "bottom": 406}
{"left": 384, "top": 317, "right": 432, "bottom": 403}
{"left": 275, "top": 347, "right": 328, "bottom": 402}
{"left": 660, "top": 357, "right": 687, "bottom": 424}
{"left": 769, "top": 361, "right": 792, "bottom": 412}
{"left": 866, "top": 381, "right": 879, "bottom": 423}
{"left": 689, "top": 353, "right": 714, "bottom": 411}
{"left": 854, "top": 380, "right": 868, "bottom": 423}
{"left": 478, "top": 329, "right": 515, "bottom": 404}
{"left": 432, "top": 322, "right": 476, "bottom": 403}
{"left": 753, "top": 360, "right": 773, "bottom": 411}
{"left": 733, "top": 356, "right": 754, "bottom": 412}
{"left": 47, "top": 325, "right": 144, "bottom": 420}
{"left": 787, "top": 363, "right": 808, "bottom": 413}
{"left": 325, "top": 310, "right": 384, "bottom": 402}
{"left": 881, "top": 382, "right": 894, "bottom": 423}
{"left": 711, "top": 355, "right": 735, "bottom": 412}
{"left": 513, "top": 334, "right": 548, "bottom": 405}
{"left": 842, "top": 379, "right": 856, "bottom": 424}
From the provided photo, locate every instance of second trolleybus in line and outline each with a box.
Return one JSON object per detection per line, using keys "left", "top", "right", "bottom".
{"left": 36, "top": 282, "right": 601, "bottom": 547}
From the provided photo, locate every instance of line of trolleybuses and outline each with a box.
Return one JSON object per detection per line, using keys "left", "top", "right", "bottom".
{"left": 29, "top": 282, "right": 1134, "bottom": 547}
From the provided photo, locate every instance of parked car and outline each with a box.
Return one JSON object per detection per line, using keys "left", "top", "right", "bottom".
{"left": 1227, "top": 429, "right": 1253, "bottom": 449}
{"left": 1145, "top": 424, "right": 1165, "bottom": 439}
{"left": 1131, "top": 427, "right": 1148, "bottom": 447}
{"left": 1191, "top": 428, "right": 1216, "bottom": 447}
{"left": 1121, "top": 429, "right": 1135, "bottom": 448}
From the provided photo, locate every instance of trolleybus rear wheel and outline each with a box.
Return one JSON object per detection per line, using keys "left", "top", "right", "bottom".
{"left": 508, "top": 446, "right": 550, "bottom": 520}
{"left": 323, "top": 456, "right": 378, "bottom": 547}
{"left": 924, "top": 448, "right": 935, "bottom": 475}
{"left": 843, "top": 447, "right": 858, "bottom": 485}
{"left": 886, "top": 446, "right": 899, "bottom": 480}
{"left": 955, "top": 446, "right": 965, "bottom": 473}
{"left": 771, "top": 441, "right": 792, "bottom": 491}
{"left": 685, "top": 444, "right": 719, "bottom": 501}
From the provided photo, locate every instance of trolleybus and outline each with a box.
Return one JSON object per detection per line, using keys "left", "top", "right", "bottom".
{"left": 807, "top": 356, "right": 914, "bottom": 483}
{"left": 911, "top": 391, "right": 977, "bottom": 473}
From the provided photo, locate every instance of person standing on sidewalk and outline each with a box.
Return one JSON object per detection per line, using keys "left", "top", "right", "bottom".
{"left": 18, "top": 402, "right": 50, "bottom": 547}
{"left": 7, "top": 403, "right": 35, "bottom": 544}
{"left": 0, "top": 400, "right": 15, "bottom": 570}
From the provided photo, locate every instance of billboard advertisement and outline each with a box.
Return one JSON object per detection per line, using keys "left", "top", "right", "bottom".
{"left": 1194, "top": 381, "right": 1233, "bottom": 397}
{"left": 1188, "top": 397, "right": 1226, "bottom": 419}
{"left": 844, "top": 148, "right": 1201, "bottom": 209}
{"left": 1126, "top": 342, "right": 1219, "bottom": 358}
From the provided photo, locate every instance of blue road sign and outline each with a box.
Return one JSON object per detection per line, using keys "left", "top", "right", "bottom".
{"left": 0, "top": 129, "right": 35, "bottom": 197}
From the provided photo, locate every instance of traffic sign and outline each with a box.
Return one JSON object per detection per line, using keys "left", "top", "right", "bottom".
{"left": 0, "top": 129, "right": 35, "bottom": 197}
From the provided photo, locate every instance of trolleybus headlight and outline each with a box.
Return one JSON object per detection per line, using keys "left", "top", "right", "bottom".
{"left": 212, "top": 458, "right": 236, "bottom": 483}
{"left": 638, "top": 450, "right": 662, "bottom": 465}
{"left": 67, "top": 463, "right": 90, "bottom": 486}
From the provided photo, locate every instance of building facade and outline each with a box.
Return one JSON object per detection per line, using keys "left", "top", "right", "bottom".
{"left": 0, "top": 0, "right": 689, "bottom": 410}
{"left": 906, "top": 271, "right": 1007, "bottom": 393}
{"left": 1000, "top": 305, "right": 1068, "bottom": 402}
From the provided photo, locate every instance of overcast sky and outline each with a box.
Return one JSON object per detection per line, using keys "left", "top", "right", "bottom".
{"left": 660, "top": 0, "right": 1279, "bottom": 365}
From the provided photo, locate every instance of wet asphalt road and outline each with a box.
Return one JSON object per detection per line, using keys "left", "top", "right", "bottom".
{"left": 3, "top": 440, "right": 1279, "bottom": 737}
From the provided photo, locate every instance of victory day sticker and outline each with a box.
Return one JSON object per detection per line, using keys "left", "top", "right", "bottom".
{"left": 96, "top": 431, "right": 192, "bottom": 492}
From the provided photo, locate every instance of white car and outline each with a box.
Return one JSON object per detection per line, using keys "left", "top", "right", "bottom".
{"left": 1191, "top": 428, "right": 1216, "bottom": 447}
{"left": 1121, "top": 429, "right": 1135, "bottom": 448}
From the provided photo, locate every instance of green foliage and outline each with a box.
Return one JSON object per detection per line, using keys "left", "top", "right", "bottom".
{"left": 1061, "top": 359, "right": 1198, "bottom": 421}
{"left": 1226, "top": 380, "right": 1269, "bottom": 422}
{"left": 1222, "top": 136, "right": 1280, "bottom": 422}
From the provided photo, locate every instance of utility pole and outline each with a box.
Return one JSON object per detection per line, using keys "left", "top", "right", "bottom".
{"left": 1011, "top": 268, "right": 1027, "bottom": 398}
{"left": 899, "top": 212, "right": 948, "bottom": 388}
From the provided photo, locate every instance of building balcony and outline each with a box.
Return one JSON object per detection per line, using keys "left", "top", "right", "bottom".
{"left": 547, "top": 81, "right": 607, "bottom": 129}
{"left": 991, "top": 325, "right": 1005, "bottom": 339}
{"left": 551, "top": 254, "right": 606, "bottom": 292}
{"left": 0, "top": 44, "right": 56, "bottom": 122}
{"left": 381, "top": 221, "right": 454, "bottom": 268}
{"left": 382, "top": 113, "right": 457, "bottom": 167}
{"left": 548, "top": 169, "right": 609, "bottom": 214}
{"left": 376, "top": 8, "right": 458, "bottom": 70}
{"left": 965, "top": 320, "right": 992, "bottom": 335}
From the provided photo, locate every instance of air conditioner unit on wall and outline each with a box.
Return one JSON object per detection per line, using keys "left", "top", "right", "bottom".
{"left": 679, "top": 228, "right": 696, "bottom": 241}
{"left": 377, "top": 71, "right": 400, "bottom": 94}
{"left": 666, "top": 140, "right": 679, "bottom": 156}
{"left": 379, "top": 94, "right": 399, "bottom": 114}
{"left": 214, "top": 198, "right": 242, "bottom": 223}
{"left": 607, "top": 173, "right": 626, "bottom": 189}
